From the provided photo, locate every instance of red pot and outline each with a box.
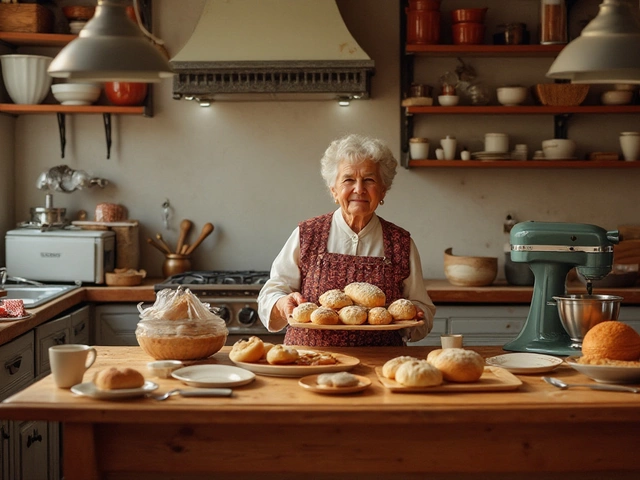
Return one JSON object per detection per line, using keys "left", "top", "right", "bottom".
{"left": 104, "top": 82, "right": 148, "bottom": 106}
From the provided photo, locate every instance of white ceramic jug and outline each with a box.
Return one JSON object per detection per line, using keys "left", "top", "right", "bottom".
{"left": 620, "top": 132, "right": 640, "bottom": 161}
{"left": 440, "top": 136, "right": 457, "bottom": 160}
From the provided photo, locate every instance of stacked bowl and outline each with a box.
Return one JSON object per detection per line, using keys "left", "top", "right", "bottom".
{"left": 451, "top": 8, "right": 487, "bottom": 45}
{"left": 0, "top": 54, "right": 53, "bottom": 105}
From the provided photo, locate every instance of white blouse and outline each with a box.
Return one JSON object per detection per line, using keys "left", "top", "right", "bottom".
{"left": 257, "top": 210, "right": 436, "bottom": 343}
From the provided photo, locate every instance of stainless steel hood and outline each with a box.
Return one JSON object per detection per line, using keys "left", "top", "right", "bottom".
{"left": 170, "top": 0, "right": 375, "bottom": 102}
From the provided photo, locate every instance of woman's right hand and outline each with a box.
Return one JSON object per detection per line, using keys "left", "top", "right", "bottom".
{"left": 274, "top": 292, "right": 307, "bottom": 322}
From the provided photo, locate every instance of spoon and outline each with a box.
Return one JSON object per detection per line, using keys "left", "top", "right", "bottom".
{"left": 150, "top": 388, "right": 233, "bottom": 401}
{"left": 542, "top": 376, "right": 639, "bottom": 393}
{"left": 176, "top": 219, "right": 192, "bottom": 254}
{"left": 184, "top": 223, "right": 214, "bottom": 255}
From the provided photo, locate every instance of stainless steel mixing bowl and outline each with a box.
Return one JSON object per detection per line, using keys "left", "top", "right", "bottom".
{"left": 552, "top": 294, "right": 623, "bottom": 348}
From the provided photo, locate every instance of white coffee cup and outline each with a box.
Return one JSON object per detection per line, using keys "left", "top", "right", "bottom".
{"left": 49, "top": 344, "right": 97, "bottom": 388}
{"left": 441, "top": 334, "right": 463, "bottom": 349}
{"left": 620, "top": 132, "right": 640, "bottom": 161}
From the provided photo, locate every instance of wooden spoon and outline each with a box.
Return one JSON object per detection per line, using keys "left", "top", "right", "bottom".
{"left": 176, "top": 219, "right": 192, "bottom": 254}
{"left": 156, "top": 234, "right": 173, "bottom": 254}
{"left": 147, "top": 237, "right": 168, "bottom": 255}
{"left": 185, "top": 223, "right": 214, "bottom": 255}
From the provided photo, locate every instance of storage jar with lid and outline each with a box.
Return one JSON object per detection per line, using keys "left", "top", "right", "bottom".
{"left": 540, "top": 0, "right": 567, "bottom": 45}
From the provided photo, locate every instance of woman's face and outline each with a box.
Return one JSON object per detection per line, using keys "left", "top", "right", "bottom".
{"left": 330, "top": 159, "right": 386, "bottom": 227}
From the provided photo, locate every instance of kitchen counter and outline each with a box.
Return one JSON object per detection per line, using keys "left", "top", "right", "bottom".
{"left": 1, "top": 345, "right": 639, "bottom": 479}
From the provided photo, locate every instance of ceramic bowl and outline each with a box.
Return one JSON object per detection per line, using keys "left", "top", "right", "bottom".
{"left": 452, "top": 22, "right": 485, "bottom": 45}
{"left": 147, "top": 360, "right": 183, "bottom": 379}
{"left": 601, "top": 90, "right": 633, "bottom": 106}
{"left": 443, "top": 248, "right": 498, "bottom": 287}
{"left": 451, "top": 8, "right": 488, "bottom": 24}
{"left": 52, "top": 83, "right": 101, "bottom": 106}
{"left": 542, "top": 139, "right": 576, "bottom": 159}
{"left": 0, "top": 54, "right": 53, "bottom": 105}
{"left": 497, "top": 86, "right": 527, "bottom": 106}
{"left": 438, "top": 95, "right": 459, "bottom": 106}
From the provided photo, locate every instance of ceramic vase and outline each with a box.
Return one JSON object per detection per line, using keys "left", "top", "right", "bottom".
{"left": 620, "top": 132, "right": 640, "bottom": 161}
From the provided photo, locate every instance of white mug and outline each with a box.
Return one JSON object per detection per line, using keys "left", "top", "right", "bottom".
{"left": 441, "top": 334, "right": 463, "bottom": 349}
{"left": 620, "top": 132, "right": 640, "bottom": 161}
{"left": 49, "top": 344, "right": 97, "bottom": 388}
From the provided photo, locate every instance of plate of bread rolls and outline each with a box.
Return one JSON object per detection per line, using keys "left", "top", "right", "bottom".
{"left": 288, "top": 283, "right": 423, "bottom": 331}
{"left": 71, "top": 367, "right": 158, "bottom": 399}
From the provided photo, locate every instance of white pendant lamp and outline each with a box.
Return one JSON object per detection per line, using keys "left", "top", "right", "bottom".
{"left": 546, "top": 0, "right": 640, "bottom": 84}
{"left": 48, "top": 0, "right": 173, "bottom": 83}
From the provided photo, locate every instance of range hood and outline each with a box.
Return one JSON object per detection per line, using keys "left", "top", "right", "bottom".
{"left": 170, "top": 0, "right": 375, "bottom": 103}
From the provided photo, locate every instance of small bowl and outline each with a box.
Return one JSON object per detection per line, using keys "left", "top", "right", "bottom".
{"left": 452, "top": 22, "right": 485, "bottom": 45}
{"left": 451, "top": 8, "right": 488, "bottom": 24}
{"left": 0, "top": 54, "right": 54, "bottom": 105}
{"left": 542, "top": 139, "right": 576, "bottom": 159}
{"left": 443, "top": 248, "right": 498, "bottom": 287}
{"left": 52, "top": 83, "right": 101, "bottom": 106}
{"left": 601, "top": 90, "right": 633, "bottom": 106}
{"left": 147, "top": 360, "right": 184, "bottom": 379}
{"left": 497, "top": 86, "right": 527, "bottom": 106}
{"left": 68, "top": 21, "right": 86, "bottom": 35}
{"left": 553, "top": 294, "right": 623, "bottom": 347}
{"left": 438, "top": 95, "right": 459, "bottom": 106}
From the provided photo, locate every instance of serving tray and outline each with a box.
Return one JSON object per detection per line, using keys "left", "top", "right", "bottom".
{"left": 287, "top": 320, "right": 424, "bottom": 331}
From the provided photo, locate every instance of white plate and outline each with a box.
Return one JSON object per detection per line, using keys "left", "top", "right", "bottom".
{"left": 298, "top": 374, "right": 371, "bottom": 394}
{"left": 71, "top": 381, "right": 158, "bottom": 400}
{"left": 485, "top": 353, "right": 563, "bottom": 374}
{"left": 231, "top": 351, "right": 360, "bottom": 378}
{"left": 0, "top": 313, "right": 33, "bottom": 322}
{"left": 565, "top": 357, "right": 640, "bottom": 384}
{"left": 171, "top": 365, "right": 256, "bottom": 387}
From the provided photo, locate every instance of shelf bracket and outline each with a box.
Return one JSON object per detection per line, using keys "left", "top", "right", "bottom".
{"left": 553, "top": 114, "right": 571, "bottom": 139}
{"left": 56, "top": 113, "right": 66, "bottom": 159}
{"left": 103, "top": 113, "right": 112, "bottom": 159}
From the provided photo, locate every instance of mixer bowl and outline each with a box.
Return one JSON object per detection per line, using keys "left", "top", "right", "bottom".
{"left": 553, "top": 294, "right": 623, "bottom": 348}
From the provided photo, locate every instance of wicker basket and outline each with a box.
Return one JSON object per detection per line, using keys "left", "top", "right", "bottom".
{"left": 534, "top": 84, "right": 590, "bottom": 106}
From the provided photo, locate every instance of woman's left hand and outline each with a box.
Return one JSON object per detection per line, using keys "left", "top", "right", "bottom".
{"left": 274, "top": 292, "right": 307, "bottom": 322}
{"left": 415, "top": 306, "right": 425, "bottom": 320}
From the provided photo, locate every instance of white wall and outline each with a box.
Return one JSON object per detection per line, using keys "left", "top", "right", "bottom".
{"left": 7, "top": 0, "right": 640, "bottom": 279}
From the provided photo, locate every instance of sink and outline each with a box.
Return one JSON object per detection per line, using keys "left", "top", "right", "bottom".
{"left": 1, "top": 285, "right": 80, "bottom": 308}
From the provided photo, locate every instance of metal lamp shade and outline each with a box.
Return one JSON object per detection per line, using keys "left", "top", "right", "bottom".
{"left": 48, "top": 0, "right": 172, "bottom": 83}
{"left": 546, "top": 0, "right": 640, "bottom": 84}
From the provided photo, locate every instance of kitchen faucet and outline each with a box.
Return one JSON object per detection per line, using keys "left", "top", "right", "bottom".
{"left": 0, "top": 267, "right": 45, "bottom": 289}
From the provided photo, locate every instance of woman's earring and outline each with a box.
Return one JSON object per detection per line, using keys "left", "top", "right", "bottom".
{"left": 335, "top": 199, "right": 339, "bottom": 204}
{"left": 380, "top": 199, "right": 384, "bottom": 205}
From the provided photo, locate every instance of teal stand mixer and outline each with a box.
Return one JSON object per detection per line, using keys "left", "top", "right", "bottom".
{"left": 503, "top": 221, "right": 620, "bottom": 356}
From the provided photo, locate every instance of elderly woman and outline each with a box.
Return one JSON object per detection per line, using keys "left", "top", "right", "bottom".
{"left": 258, "top": 134, "right": 435, "bottom": 346}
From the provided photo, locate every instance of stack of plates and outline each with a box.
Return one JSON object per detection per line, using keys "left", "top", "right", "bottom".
{"left": 471, "top": 151, "right": 511, "bottom": 161}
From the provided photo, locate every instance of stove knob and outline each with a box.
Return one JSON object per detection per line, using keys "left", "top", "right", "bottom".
{"left": 214, "top": 305, "right": 231, "bottom": 324}
{"left": 238, "top": 307, "right": 258, "bottom": 326}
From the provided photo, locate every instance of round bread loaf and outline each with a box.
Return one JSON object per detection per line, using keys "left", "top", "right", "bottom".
{"left": 368, "top": 307, "right": 393, "bottom": 325}
{"left": 317, "top": 372, "right": 360, "bottom": 388}
{"left": 382, "top": 355, "right": 419, "bottom": 379}
{"left": 430, "top": 348, "right": 485, "bottom": 383}
{"left": 266, "top": 345, "right": 299, "bottom": 365}
{"left": 582, "top": 321, "right": 640, "bottom": 361}
{"left": 94, "top": 367, "right": 145, "bottom": 390}
{"left": 229, "top": 336, "right": 265, "bottom": 363}
{"left": 395, "top": 360, "right": 443, "bottom": 387}
{"left": 426, "top": 348, "right": 444, "bottom": 364}
{"left": 310, "top": 307, "right": 340, "bottom": 325}
{"left": 343, "top": 282, "right": 386, "bottom": 308}
{"left": 338, "top": 305, "right": 368, "bottom": 325}
{"left": 387, "top": 299, "right": 417, "bottom": 321}
{"left": 291, "top": 302, "right": 318, "bottom": 323}
{"left": 319, "top": 289, "right": 353, "bottom": 309}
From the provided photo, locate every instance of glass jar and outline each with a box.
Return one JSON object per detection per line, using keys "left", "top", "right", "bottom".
{"left": 541, "top": 0, "right": 567, "bottom": 45}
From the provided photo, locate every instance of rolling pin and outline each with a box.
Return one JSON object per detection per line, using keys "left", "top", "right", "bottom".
{"left": 176, "top": 219, "right": 193, "bottom": 254}
{"left": 185, "top": 223, "right": 214, "bottom": 255}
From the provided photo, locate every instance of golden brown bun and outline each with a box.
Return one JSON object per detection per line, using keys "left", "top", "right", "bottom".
{"left": 338, "top": 305, "right": 368, "bottom": 325}
{"left": 344, "top": 282, "right": 386, "bottom": 308}
{"left": 382, "top": 355, "right": 419, "bottom": 380}
{"left": 426, "top": 348, "right": 444, "bottom": 363}
{"left": 368, "top": 307, "right": 393, "bottom": 325}
{"left": 429, "top": 348, "right": 484, "bottom": 383}
{"left": 229, "top": 336, "right": 265, "bottom": 363}
{"left": 291, "top": 302, "right": 318, "bottom": 323}
{"left": 266, "top": 345, "right": 299, "bottom": 365}
{"left": 387, "top": 299, "right": 417, "bottom": 321}
{"left": 94, "top": 367, "right": 145, "bottom": 390}
{"left": 318, "top": 289, "right": 353, "bottom": 309}
{"left": 582, "top": 321, "right": 640, "bottom": 361}
{"left": 395, "top": 360, "right": 443, "bottom": 387}
{"left": 317, "top": 372, "right": 360, "bottom": 387}
{"left": 163, "top": 296, "right": 190, "bottom": 320}
{"left": 310, "top": 307, "right": 340, "bottom": 325}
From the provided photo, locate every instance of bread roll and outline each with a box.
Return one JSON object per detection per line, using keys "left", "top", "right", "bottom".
{"left": 291, "top": 302, "right": 318, "bottom": 323}
{"left": 229, "top": 336, "right": 265, "bottom": 363}
{"left": 310, "top": 307, "right": 340, "bottom": 325}
{"left": 382, "top": 355, "right": 419, "bottom": 380}
{"left": 338, "top": 305, "right": 368, "bottom": 325}
{"left": 426, "top": 348, "right": 444, "bottom": 364}
{"left": 94, "top": 367, "right": 145, "bottom": 390}
{"left": 266, "top": 345, "right": 299, "bottom": 365}
{"left": 387, "top": 299, "right": 417, "bottom": 321}
{"left": 430, "top": 348, "right": 485, "bottom": 383}
{"left": 368, "top": 307, "right": 393, "bottom": 325}
{"left": 317, "top": 372, "right": 360, "bottom": 388}
{"left": 582, "top": 321, "right": 640, "bottom": 361}
{"left": 319, "top": 289, "right": 353, "bottom": 309}
{"left": 344, "top": 282, "right": 386, "bottom": 308}
{"left": 395, "top": 360, "right": 443, "bottom": 387}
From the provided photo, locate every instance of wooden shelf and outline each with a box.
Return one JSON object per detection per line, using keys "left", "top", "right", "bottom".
{"left": 0, "top": 104, "right": 145, "bottom": 115}
{"left": 405, "top": 44, "right": 565, "bottom": 57}
{"left": 407, "top": 160, "right": 640, "bottom": 169}
{"left": 0, "top": 32, "right": 75, "bottom": 48}
{"left": 406, "top": 105, "right": 640, "bottom": 115}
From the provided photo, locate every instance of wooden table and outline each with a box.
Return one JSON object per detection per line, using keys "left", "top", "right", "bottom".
{"left": 1, "top": 346, "right": 640, "bottom": 479}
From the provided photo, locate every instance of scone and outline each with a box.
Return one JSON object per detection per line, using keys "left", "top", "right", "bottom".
{"left": 266, "top": 345, "right": 299, "bottom": 365}
{"left": 229, "top": 336, "right": 265, "bottom": 363}
{"left": 94, "top": 367, "right": 145, "bottom": 390}
{"left": 582, "top": 321, "right": 640, "bottom": 361}
{"left": 310, "top": 307, "right": 340, "bottom": 325}
{"left": 338, "top": 305, "right": 368, "bottom": 325}
{"left": 291, "top": 302, "right": 319, "bottom": 323}
{"left": 429, "top": 348, "right": 485, "bottom": 383}
{"left": 382, "top": 355, "right": 419, "bottom": 380}
{"left": 387, "top": 299, "right": 417, "bottom": 321}
{"left": 395, "top": 360, "right": 443, "bottom": 387}
{"left": 318, "top": 289, "right": 353, "bottom": 309}
{"left": 344, "top": 282, "right": 386, "bottom": 308}
{"left": 317, "top": 372, "right": 360, "bottom": 388}
{"left": 368, "top": 307, "right": 393, "bottom": 325}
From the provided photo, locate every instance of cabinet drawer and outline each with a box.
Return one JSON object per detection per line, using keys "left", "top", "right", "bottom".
{"left": 69, "top": 305, "right": 90, "bottom": 345}
{"left": 94, "top": 304, "right": 140, "bottom": 346}
{"left": 0, "top": 332, "right": 35, "bottom": 401}
{"left": 34, "top": 315, "right": 70, "bottom": 378}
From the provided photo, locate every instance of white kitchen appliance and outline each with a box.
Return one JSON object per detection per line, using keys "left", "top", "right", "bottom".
{"left": 5, "top": 228, "right": 115, "bottom": 284}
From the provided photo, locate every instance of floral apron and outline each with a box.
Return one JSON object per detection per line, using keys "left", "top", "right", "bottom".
{"left": 284, "top": 213, "right": 410, "bottom": 347}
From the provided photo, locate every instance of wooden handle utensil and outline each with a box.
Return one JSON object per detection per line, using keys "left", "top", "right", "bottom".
{"left": 185, "top": 223, "right": 214, "bottom": 255}
{"left": 176, "top": 219, "right": 193, "bottom": 254}
{"left": 155, "top": 234, "right": 173, "bottom": 255}
{"left": 147, "top": 237, "right": 168, "bottom": 255}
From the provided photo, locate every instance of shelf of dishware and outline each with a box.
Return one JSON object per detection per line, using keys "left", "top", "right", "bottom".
{"left": 407, "top": 160, "right": 640, "bottom": 169}
{"left": 405, "top": 44, "right": 565, "bottom": 57}
{"left": 405, "top": 105, "right": 640, "bottom": 115}
{"left": 0, "top": 32, "right": 75, "bottom": 48}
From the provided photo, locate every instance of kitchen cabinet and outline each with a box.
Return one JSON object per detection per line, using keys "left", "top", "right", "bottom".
{"left": 93, "top": 303, "right": 141, "bottom": 346}
{"left": 400, "top": 1, "right": 640, "bottom": 169}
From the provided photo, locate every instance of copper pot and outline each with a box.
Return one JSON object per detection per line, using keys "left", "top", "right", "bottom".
{"left": 162, "top": 254, "right": 191, "bottom": 277}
